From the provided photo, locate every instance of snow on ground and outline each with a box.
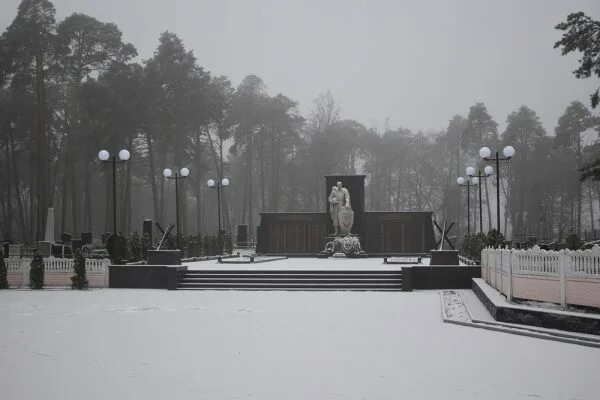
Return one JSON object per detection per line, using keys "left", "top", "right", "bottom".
{"left": 187, "top": 256, "right": 430, "bottom": 270}
{"left": 1, "top": 290, "right": 599, "bottom": 400}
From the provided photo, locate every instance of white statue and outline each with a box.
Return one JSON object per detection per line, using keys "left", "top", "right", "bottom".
{"left": 329, "top": 181, "right": 352, "bottom": 236}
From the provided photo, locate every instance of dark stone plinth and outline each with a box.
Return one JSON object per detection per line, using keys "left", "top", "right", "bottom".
{"left": 109, "top": 264, "right": 187, "bottom": 289}
{"left": 430, "top": 250, "right": 459, "bottom": 265}
{"left": 143, "top": 219, "right": 153, "bottom": 243}
{"left": 37, "top": 241, "right": 52, "bottom": 257}
{"left": 237, "top": 224, "right": 248, "bottom": 247}
{"left": 71, "top": 239, "right": 83, "bottom": 251}
{"left": 472, "top": 279, "right": 600, "bottom": 335}
{"left": 81, "top": 232, "right": 92, "bottom": 245}
{"left": 147, "top": 250, "right": 182, "bottom": 265}
{"left": 402, "top": 265, "right": 481, "bottom": 290}
{"left": 61, "top": 232, "right": 72, "bottom": 243}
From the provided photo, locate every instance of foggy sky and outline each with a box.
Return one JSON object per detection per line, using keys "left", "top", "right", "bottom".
{"left": 1, "top": 0, "right": 598, "bottom": 134}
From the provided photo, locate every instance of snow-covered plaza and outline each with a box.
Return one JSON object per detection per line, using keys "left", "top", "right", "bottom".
{"left": 1, "top": 289, "right": 599, "bottom": 400}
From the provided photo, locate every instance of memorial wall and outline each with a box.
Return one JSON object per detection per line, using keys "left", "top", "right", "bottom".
{"left": 256, "top": 175, "right": 436, "bottom": 255}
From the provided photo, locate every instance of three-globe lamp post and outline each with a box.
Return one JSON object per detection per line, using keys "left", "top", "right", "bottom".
{"left": 98, "top": 149, "right": 130, "bottom": 237}
{"left": 163, "top": 167, "right": 190, "bottom": 249}
{"left": 479, "top": 145, "right": 515, "bottom": 238}
{"left": 466, "top": 165, "right": 494, "bottom": 234}
{"left": 457, "top": 176, "right": 478, "bottom": 235}
{"left": 207, "top": 178, "right": 229, "bottom": 236}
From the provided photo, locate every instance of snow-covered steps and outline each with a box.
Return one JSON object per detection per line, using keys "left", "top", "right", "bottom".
{"left": 177, "top": 270, "right": 403, "bottom": 291}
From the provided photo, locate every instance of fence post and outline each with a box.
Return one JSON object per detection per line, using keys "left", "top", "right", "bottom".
{"left": 507, "top": 248, "right": 513, "bottom": 301}
{"left": 559, "top": 250, "right": 567, "bottom": 309}
{"left": 21, "top": 259, "right": 28, "bottom": 287}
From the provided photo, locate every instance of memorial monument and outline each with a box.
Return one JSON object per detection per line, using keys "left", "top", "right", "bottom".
{"left": 256, "top": 174, "right": 436, "bottom": 255}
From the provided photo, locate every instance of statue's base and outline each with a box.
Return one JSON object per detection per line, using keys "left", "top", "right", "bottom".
{"left": 332, "top": 252, "right": 346, "bottom": 258}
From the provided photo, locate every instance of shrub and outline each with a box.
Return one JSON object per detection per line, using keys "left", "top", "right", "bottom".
{"left": 459, "top": 233, "right": 487, "bottom": 261}
{"left": 223, "top": 233, "right": 233, "bottom": 254}
{"left": 29, "top": 252, "right": 45, "bottom": 289}
{"left": 486, "top": 229, "right": 505, "bottom": 248}
{"left": 71, "top": 249, "right": 89, "bottom": 290}
{"left": 140, "top": 233, "right": 152, "bottom": 260}
{"left": 128, "top": 231, "right": 141, "bottom": 262}
{"left": 0, "top": 250, "right": 8, "bottom": 289}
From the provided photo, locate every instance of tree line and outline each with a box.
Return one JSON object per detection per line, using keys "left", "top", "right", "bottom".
{"left": 1, "top": 1, "right": 598, "bottom": 245}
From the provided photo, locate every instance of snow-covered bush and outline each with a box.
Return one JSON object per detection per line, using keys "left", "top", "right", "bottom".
{"left": 71, "top": 249, "right": 89, "bottom": 290}
{"left": 0, "top": 250, "right": 8, "bottom": 289}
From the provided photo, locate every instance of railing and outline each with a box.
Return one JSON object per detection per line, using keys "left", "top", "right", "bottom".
{"left": 481, "top": 245, "right": 600, "bottom": 309}
{"left": 4, "top": 257, "right": 110, "bottom": 288}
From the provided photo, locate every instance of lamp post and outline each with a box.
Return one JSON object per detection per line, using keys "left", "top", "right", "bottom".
{"left": 466, "top": 165, "right": 494, "bottom": 234}
{"left": 479, "top": 145, "right": 515, "bottom": 237}
{"left": 98, "top": 149, "right": 130, "bottom": 236}
{"left": 163, "top": 167, "right": 190, "bottom": 249}
{"left": 457, "top": 176, "right": 478, "bottom": 235}
{"left": 207, "top": 178, "right": 229, "bottom": 235}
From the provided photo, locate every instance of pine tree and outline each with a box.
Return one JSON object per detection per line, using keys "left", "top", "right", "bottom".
{"left": 29, "top": 252, "right": 45, "bottom": 289}
{"left": 71, "top": 249, "right": 88, "bottom": 289}
{"left": 0, "top": 250, "right": 9, "bottom": 289}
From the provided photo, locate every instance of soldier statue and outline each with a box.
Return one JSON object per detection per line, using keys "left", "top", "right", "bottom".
{"left": 328, "top": 181, "right": 352, "bottom": 236}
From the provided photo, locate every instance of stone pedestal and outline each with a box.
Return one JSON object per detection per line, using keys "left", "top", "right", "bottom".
{"left": 72, "top": 239, "right": 83, "bottom": 252}
{"left": 37, "top": 241, "right": 52, "bottom": 257}
{"left": 61, "top": 232, "right": 72, "bottom": 243}
{"left": 237, "top": 224, "right": 248, "bottom": 247}
{"left": 147, "top": 250, "right": 182, "bottom": 265}
{"left": 143, "top": 219, "right": 153, "bottom": 243}
{"left": 81, "top": 232, "right": 92, "bottom": 245}
{"left": 430, "top": 250, "right": 459, "bottom": 266}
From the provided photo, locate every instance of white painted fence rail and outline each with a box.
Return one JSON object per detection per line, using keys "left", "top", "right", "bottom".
{"left": 481, "top": 245, "right": 600, "bottom": 309}
{"left": 4, "top": 257, "right": 110, "bottom": 288}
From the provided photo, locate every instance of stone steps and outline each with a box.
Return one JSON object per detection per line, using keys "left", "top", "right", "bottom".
{"left": 177, "top": 270, "right": 403, "bottom": 291}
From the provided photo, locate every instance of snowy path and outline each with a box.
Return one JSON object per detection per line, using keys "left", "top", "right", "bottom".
{"left": 1, "top": 289, "right": 598, "bottom": 399}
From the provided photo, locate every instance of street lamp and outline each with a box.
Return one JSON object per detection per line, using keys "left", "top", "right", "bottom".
{"left": 480, "top": 145, "right": 515, "bottom": 238}
{"left": 466, "top": 165, "right": 494, "bottom": 234}
{"left": 207, "top": 178, "right": 229, "bottom": 235}
{"left": 163, "top": 167, "right": 190, "bottom": 249}
{"left": 457, "top": 176, "right": 478, "bottom": 235}
{"left": 98, "top": 149, "right": 130, "bottom": 237}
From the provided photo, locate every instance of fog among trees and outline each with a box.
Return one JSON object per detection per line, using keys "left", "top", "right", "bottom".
{"left": 1, "top": 0, "right": 599, "bottom": 244}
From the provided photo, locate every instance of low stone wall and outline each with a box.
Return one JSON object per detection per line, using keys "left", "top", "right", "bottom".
{"left": 402, "top": 265, "right": 481, "bottom": 291}
{"left": 5, "top": 257, "right": 110, "bottom": 288}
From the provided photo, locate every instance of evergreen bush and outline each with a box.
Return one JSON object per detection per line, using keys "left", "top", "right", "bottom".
{"left": 128, "top": 231, "right": 141, "bottom": 262}
{"left": 459, "top": 233, "right": 487, "bottom": 261}
{"left": 71, "top": 249, "right": 89, "bottom": 289}
{"left": 223, "top": 233, "right": 233, "bottom": 254}
{"left": 486, "top": 229, "right": 505, "bottom": 248}
{"left": 29, "top": 252, "right": 45, "bottom": 289}
{"left": 140, "top": 233, "right": 152, "bottom": 260}
{"left": 0, "top": 250, "right": 9, "bottom": 289}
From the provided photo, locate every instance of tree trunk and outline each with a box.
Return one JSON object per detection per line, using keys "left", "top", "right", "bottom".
{"left": 4, "top": 134, "right": 12, "bottom": 240}
{"left": 145, "top": 130, "right": 160, "bottom": 223}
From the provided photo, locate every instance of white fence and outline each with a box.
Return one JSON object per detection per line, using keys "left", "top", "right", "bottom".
{"left": 5, "top": 257, "right": 110, "bottom": 288}
{"left": 481, "top": 245, "right": 600, "bottom": 309}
